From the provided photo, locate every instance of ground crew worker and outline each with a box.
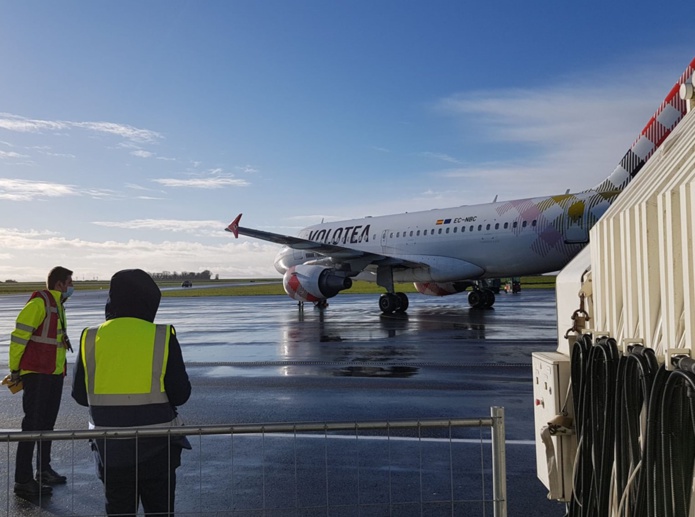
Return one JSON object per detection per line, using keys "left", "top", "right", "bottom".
{"left": 71, "top": 268, "right": 191, "bottom": 516}
{"left": 9, "top": 266, "right": 74, "bottom": 498}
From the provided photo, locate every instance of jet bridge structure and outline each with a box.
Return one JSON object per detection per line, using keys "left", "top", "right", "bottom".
{"left": 534, "top": 68, "right": 695, "bottom": 516}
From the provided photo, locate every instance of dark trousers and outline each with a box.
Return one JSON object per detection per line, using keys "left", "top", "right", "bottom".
{"left": 15, "top": 373, "right": 64, "bottom": 483}
{"left": 102, "top": 447, "right": 180, "bottom": 516}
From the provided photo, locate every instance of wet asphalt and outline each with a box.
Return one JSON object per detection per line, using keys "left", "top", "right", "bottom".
{"left": 0, "top": 288, "right": 566, "bottom": 516}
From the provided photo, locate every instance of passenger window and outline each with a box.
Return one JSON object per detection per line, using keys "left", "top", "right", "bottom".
{"left": 495, "top": 223, "right": 499, "bottom": 230}
{"left": 486, "top": 224, "right": 490, "bottom": 230}
{"left": 504, "top": 222, "right": 508, "bottom": 229}
{"left": 410, "top": 231, "right": 413, "bottom": 237}
{"left": 417, "top": 230, "right": 420, "bottom": 236}
{"left": 424, "top": 230, "right": 427, "bottom": 236}
{"left": 438, "top": 228, "right": 442, "bottom": 234}
{"left": 446, "top": 228, "right": 450, "bottom": 234}
{"left": 396, "top": 232, "right": 400, "bottom": 238}
{"left": 532, "top": 220, "right": 537, "bottom": 227}
{"left": 522, "top": 221, "right": 527, "bottom": 228}
{"left": 477, "top": 225, "right": 482, "bottom": 231}
{"left": 462, "top": 226, "right": 466, "bottom": 232}
{"left": 470, "top": 226, "right": 474, "bottom": 232}
{"left": 390, "top": 232, "right": 394, "bottom": 238}
{"left": 453, "top": 227, "right": 457, "bottom": 233}
{"left": 513, "top": 222, "right": 518, "bottom": 228}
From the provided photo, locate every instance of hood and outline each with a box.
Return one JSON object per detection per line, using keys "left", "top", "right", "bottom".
{"left": 105, "top": 269, "right": 161, "bottom": 322}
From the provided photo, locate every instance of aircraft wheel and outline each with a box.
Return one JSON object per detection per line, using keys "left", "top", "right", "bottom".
{"left": 379, "top": 293, "right": 400, "bottom": 314}
{"left": 395, "top": 292, "right": 409, "bottom": 313}
{"left": 482, "top": 289, "right": 495, "bottom": 308}
{"left": 467, "top": 290, "right": 482, "bottom": 309}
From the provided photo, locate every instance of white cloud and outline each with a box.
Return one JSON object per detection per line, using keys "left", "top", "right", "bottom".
{"left": 0, "top": 227, "right": 280, "bottom": 281}
{"left": 83, "top": 188, "right": 120, "bottom": 200}
{"left": 92, "top": 219, "right": 223, "bottom": 232}
{"left": 0, "top": 150, "right": 29, "bottom": 159}
{"left": 41, "top": 151, "right": 76, "bottom": 158}
{"left": 153, "top": 173, "right": 249, "bottom": 189}
{"left": 236, "top": 165, "right": 259, "bottom": 174}
{"left": 431, "top": 70, "right": 667, "bottom": 197}
{"left": 0, "top": 113, "right": 162, "bottom": 144}
{"left": 131, "top": 150, "right": 154, "bottom": 158}
{"left": 419, "top": 152, "right": 462, "bottom": 164}
{"left": 0, "top": 178, "right": 79, "bottom": 201}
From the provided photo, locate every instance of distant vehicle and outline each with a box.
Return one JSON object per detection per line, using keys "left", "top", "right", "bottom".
{"left": 181, "top": 280, "right": 192, "bottom": 287}
{"left": 226, "top": 58, "right": 695, "bottom": 313}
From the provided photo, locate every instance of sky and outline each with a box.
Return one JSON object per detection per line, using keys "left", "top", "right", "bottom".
{"left": 0, "top": 1, "right": 692, "bottom": 281}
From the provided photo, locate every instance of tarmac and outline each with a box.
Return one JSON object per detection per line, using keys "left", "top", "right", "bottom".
{"left": 0, "top": 288, "right": 567, "bottom": 516}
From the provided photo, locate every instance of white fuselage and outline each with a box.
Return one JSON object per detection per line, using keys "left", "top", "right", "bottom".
{"left": 274, "top": 190, "right": 618, "bottom": 283}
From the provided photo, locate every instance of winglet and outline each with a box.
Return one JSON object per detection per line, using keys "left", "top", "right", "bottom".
{"left": 225, "top": 213, "right": 242, "bottom": 238}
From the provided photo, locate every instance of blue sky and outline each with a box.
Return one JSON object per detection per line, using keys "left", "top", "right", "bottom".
{"left": 0, "top": 1, "right": 692, "bottom": 281}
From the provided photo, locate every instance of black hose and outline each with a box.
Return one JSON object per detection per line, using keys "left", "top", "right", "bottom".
{"left": 657, "top": 369, "right": 695, "bottom": 517}
{"left": 569, "top": 338, "right": 695, "bottom": 517}
{"left": 644, "top": 364, "right": 670, "bottom": 517}
{"left": 569, "top": 334, "right": 620, "bottom": 517}
{"left": 587, "top": 337, "right": 619, "bottom": 515}
{"left": 569, "top": 333, "right": 593, "bottom": 516}
{"left": 614, "top": 346, "right": 658, "bottom": 517}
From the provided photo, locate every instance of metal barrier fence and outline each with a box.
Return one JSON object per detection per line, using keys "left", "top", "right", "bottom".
{"left": 1, "top": 407, "right": 506, "bottom": 516}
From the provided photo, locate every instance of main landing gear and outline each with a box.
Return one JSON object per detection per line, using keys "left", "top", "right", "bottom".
{"left": 376, "top": 265, "right": 410, "bottom": 314}
{"left": 379, "top": 292, "right": 409, "bottom": 314}
{"left": 467, "top": 287, "right": 495, "bottom": 309}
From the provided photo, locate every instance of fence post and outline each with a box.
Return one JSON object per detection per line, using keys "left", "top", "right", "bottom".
{"left": 491, "top": 406, "right": 507, "bottom": 517}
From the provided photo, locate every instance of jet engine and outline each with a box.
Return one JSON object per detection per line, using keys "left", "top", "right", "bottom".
{"left": 283, "top": 265, "right": 353, "bottom": 302}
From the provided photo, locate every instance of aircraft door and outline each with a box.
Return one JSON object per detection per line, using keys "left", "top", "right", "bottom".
{"left": 381, "top": 229, "right": 391, "bottom": 252}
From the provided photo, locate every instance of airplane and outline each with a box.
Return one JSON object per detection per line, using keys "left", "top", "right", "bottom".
{"left": 226, "top": 57, "right": 695, "bottom": 314}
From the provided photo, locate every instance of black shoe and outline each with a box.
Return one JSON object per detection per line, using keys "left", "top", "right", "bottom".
{"left": 36, "top": 467, "right": 67, "bottom": 485}
{"left": 14, "top": 479, "right": 53, "bottom": 498}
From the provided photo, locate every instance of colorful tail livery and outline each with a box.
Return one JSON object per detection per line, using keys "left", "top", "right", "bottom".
{"left": 227, "top": 58, "right": 695, "bottom": 313}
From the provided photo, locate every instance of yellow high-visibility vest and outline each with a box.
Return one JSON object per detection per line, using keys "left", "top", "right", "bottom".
{"left": 10, "top": 290, "right": 68, "bottom": 375}
{"left": 81, "top": 318, "right": 171, "bottom": 408}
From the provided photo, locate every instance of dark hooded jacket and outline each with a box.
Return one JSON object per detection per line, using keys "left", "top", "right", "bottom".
{"left": 71, "top": 269, "right": 191, "bottom": 467}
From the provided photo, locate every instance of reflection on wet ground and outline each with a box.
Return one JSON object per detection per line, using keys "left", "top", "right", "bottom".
{"left": 0, "top": 289, "right": 557, "bottom": 378}
{"left": 0, "top": 289, "right": 564, "bottom": 516}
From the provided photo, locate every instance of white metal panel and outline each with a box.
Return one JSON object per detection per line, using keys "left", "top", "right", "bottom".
{"left": 590, "top": 107, "right": 695, "bottom": 354}
{"left": 683, "top": 182, "right": 695, "bottom": 350}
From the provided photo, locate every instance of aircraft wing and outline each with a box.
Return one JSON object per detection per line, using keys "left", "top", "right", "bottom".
{"left": 225, "top": 214, "right": 424, "bottom": 268}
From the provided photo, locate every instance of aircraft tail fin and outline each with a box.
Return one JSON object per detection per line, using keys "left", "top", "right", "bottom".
{"left": 591, "top": 57, "right": 695, "bottom": 192}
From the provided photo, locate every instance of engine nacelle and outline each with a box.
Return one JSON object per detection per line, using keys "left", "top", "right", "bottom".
{"left": 414, "top": 281, "right": 473, "bottom": 297}
{"left": 283, "top": 265, "right": 352, "bottom": 302}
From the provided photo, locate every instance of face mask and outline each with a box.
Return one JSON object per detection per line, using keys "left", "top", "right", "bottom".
{"left": 63, "top": 286, "right": 74, "bottom": 299}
